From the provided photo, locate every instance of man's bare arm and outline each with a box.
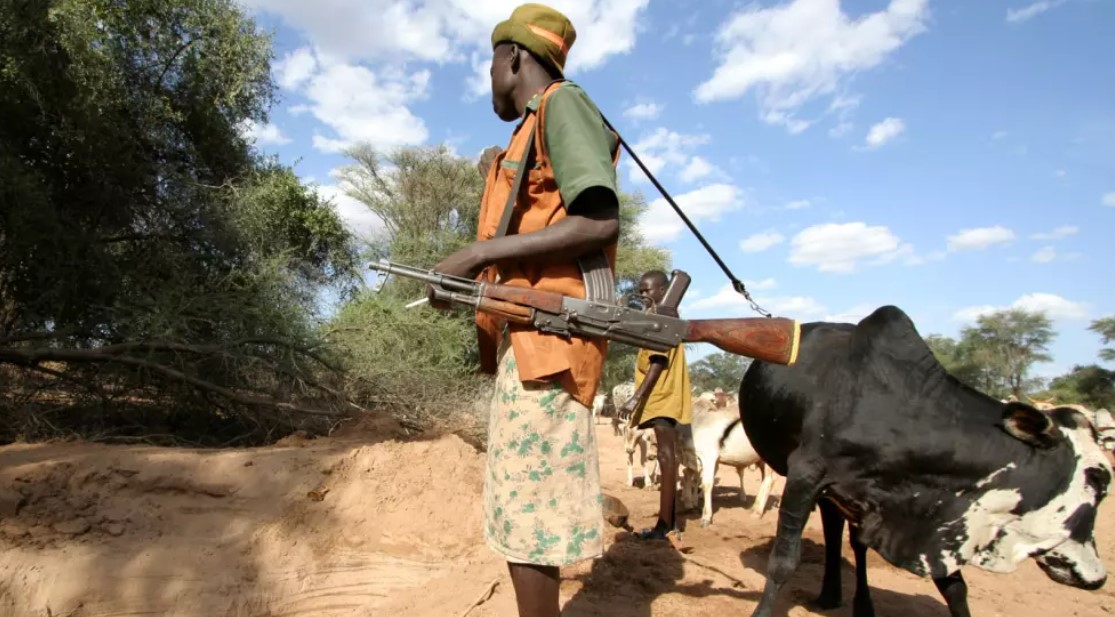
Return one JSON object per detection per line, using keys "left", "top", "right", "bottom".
{"left": 431, "top": 186, "right": 619, "bottom": 282}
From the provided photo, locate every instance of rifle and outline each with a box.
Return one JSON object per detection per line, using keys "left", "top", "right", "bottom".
{"left": 368, "top": 260, "right": 801, "bottom": 366}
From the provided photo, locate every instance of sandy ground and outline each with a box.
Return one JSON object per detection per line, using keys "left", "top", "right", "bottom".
{"left": 0, "top": 414, "right": 1112, "bottom": 617}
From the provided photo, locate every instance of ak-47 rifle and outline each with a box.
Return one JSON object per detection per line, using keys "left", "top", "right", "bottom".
{"left": 368, "top": 260, "right": 801, "bottom": 366}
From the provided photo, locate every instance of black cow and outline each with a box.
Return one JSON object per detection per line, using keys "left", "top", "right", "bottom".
{"left": 739, "top": 305, "right": 1110, "bottom": 617}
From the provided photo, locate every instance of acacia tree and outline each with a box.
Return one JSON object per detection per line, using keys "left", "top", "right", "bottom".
{"left": 1042, "top": 365, "right": 1115, "bottom": 410}
{"left": 0, "top": 0, "right": 357, "bottom": 444}
{"left": 928, "top": 309, "right": 1055, "bottom": 400}
{"left": 689, "top": 351, "right": 752, "bottom": 394}
{"left": 1091, "top": 316, "right": 1115, "bottom": 363}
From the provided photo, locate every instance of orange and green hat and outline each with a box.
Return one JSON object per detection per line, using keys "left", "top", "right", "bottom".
{"left": 491, "top": 3, "right": 576, "bottom": 76}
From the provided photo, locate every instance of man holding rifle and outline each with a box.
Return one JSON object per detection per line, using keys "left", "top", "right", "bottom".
{"left": 426, "top": 4, "right": 620, "bottom": 616}
{"left": 621, "top": 270, "right": 693, "bottom": 541}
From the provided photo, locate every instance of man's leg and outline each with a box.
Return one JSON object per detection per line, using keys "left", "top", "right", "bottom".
{"left": 638, "top": 417, "right": 678, "bottom": 539}
{"left": 508, "top": 563, "right": 561, "bottom": 617}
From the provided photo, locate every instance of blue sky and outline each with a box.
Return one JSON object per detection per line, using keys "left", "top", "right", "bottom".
{"left": 236, "top": 0, "right": 1114, "bottom": 379}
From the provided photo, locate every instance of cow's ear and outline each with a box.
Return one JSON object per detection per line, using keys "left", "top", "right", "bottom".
{"left": 1001, "top": 402, "right": 1059, "bottom": 449}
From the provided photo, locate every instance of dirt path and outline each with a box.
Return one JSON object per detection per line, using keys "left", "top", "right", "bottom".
{"left": 0, "top": 417, "right": 1111, "bottom": 616}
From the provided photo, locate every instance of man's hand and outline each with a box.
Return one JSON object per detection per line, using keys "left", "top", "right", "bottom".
{"left": 426, "top": 243, "right": 489, "bottom": 310}
{"left": 478, "top": 145, "right": 502, "bottom": 178}
{"left": 620, "top": 396, "right": 640, "bottom": 418}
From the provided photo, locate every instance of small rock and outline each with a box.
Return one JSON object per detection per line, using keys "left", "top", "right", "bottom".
{"left": 105, "top": 523, "right": 125, "bottom": 537}
{"left": 54, "top": 519, "right": 92, "bottom": 536}
{"left": 243, "top": 461, "right": 254, "bottom": 467}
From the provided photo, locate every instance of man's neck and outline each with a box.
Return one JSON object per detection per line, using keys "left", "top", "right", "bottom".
{"left": 513, "top": 69, "right": 559, "bottom": 117}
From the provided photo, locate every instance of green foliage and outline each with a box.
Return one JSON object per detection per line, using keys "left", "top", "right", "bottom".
{"left": 925, "top": 309, "right": 1054, "bottom": 400}
{"left": 0, "top": 0, "right": 357, "bottom": 444}
{"left": 326, "top": 292, "right": 489, "bottom": 419}
{"left": 1091, "top": 316, "right": 1115, "bottom": 363}
{"left": 689, "top": 351, "right": 752, "bottom": 394}
{"left": 1040, "top": 365, "right": 1115, "bottom": 411}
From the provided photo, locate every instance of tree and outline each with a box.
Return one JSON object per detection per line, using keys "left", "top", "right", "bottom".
{"left": 689, "top": 352, "right": 752, "bottom": 394}
{"left": 1091, "top": 316, "right": 1115, "bottom": 363}
{"left": 1042, "top": 365, "right": 1115, "bottom": 410}
{"left": 924, "top": 310, "right": 1057, "bottom": 400}
{"left": 0, "top": 1, "right": 357, "bottom": 444}
{"left": 960, "top": 309, "right": 1055, "bottom": 399}
{"left": 924, "top": 334, "right": 988, "bottom": 393}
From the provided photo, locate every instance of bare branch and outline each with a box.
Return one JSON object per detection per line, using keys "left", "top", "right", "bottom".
{"left": 0, "top": 347, "right": 342, "bottom": 418}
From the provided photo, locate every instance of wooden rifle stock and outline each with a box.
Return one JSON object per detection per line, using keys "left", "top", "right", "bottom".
{"left": 480, "top": 283, "right": 564, "bottom": 313}
{"left": 684, "top": 318, "right": 801, "bottom": 366}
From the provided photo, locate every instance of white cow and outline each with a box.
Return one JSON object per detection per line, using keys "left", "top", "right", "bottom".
{"left": 591, "top": 393, "right": 607, "bottom": 425}
{"left": 622, "top": 414, "right": 700, "bottom": 513}
{"left": 611, "top": 381, "right": 635, "bottom": 437}
{"left": 624, "top": 422, "right": 658, "bottom": 488}
{"left": 684, "top": 405, "right": 775, "bottom": 527}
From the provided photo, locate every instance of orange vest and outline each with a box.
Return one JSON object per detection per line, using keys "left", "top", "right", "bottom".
{"left": 475, "top": 81, "right": 619, "bottom": 408}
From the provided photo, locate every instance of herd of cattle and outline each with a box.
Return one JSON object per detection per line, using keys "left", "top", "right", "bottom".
{"left": 593, "top": 305, "right": 1113, "bottom": 617}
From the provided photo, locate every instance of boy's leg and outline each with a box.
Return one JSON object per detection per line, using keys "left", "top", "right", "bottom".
{"left": 637, "top": 417, "right": 678, "bottom": 539}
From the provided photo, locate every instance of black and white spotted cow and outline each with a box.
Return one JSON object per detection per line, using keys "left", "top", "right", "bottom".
{"left": 739, "top": 305, "right": 1111, "bottom": 617}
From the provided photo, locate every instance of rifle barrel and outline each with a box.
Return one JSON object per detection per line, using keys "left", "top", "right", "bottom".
{"left": 369, "top": 261, "right": 479, "bottom": 293}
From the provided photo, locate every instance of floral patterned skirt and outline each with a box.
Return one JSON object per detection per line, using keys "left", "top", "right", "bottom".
{"left": 483, "top": 339, "right": 605, "bottom": 567}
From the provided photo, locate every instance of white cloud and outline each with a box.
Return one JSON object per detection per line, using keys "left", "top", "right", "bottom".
{"left": 274, "top": 46, "right": 317, "bottom": 90}
{"left": 679, "top": 156, "right": 716, "bottom": 183}
{"left": 785, "top": 199, "right": 811, "bottom": 210}
{"left": 1054, "top": 169, "right": 1066, "bottom": 178}
{"left": 684, "top": 282, "right": 825, "bottom": 319}
{"left": 315, "top": 184, "right": 385, "bottom": 243}
{"left": 640, "top": 183, "right": 743, "bottom": 243}
{"left": 626, "top": 127, "right": 710, "bottom": 185}
{"left": 946, "top": 226, "right": 1016, "bottom": 252}
{"left": 1103, "top": 192, "right": 1115, "bottom": 207}
{"left": 740, "top": 230, "right": 785, "bottom": 253}
{"left": 1031, "top": 246, "right": 1056, "bottom": 263}
{"left": 275, "top": 48, "right": 430, "bottom": 153}
{"left": 863, "top": 117, "right": 906, "bottom": 149}
{"left": 954, "top": 292, "right": 1089, "bottom": 322}
{"left": 694, "top": 0, "right": 929, "bottom": 133}
{"left": 789, "top": 222, "right": 913, "bottom": 274}
{"left": 1030, "top": 225, "right": 1078, "bottom": 240}
{"left": 244, "top": 1, "right": 649, "bottom": 82}
{"left": 238, "top": 120, "right": 292, "bottom": 146}
{"left": 623, "top": 102, "right": 663, "bottom": 121}
{"left": 992, "top": 130, "right": 1009, "bottom": 140}
{"left": 1015, "top": 293, "right": 1089, "bottom": 319}
{"left": 1006, "top": 1, "right": 1067, "bottom": 24}
{"left": 824, "top": 304, "right": 877, "bottom": 324}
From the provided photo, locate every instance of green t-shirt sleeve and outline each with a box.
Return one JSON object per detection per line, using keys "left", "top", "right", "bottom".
{"left": 542, "top": 84, "right": 619, "bottom": 212}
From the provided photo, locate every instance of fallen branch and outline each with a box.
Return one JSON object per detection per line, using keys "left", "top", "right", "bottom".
{"left": 0, "top": 346, "right": 342, "bottom": 418}
{"left": 457, "top": 578, "right": 500, "bottom": 617}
